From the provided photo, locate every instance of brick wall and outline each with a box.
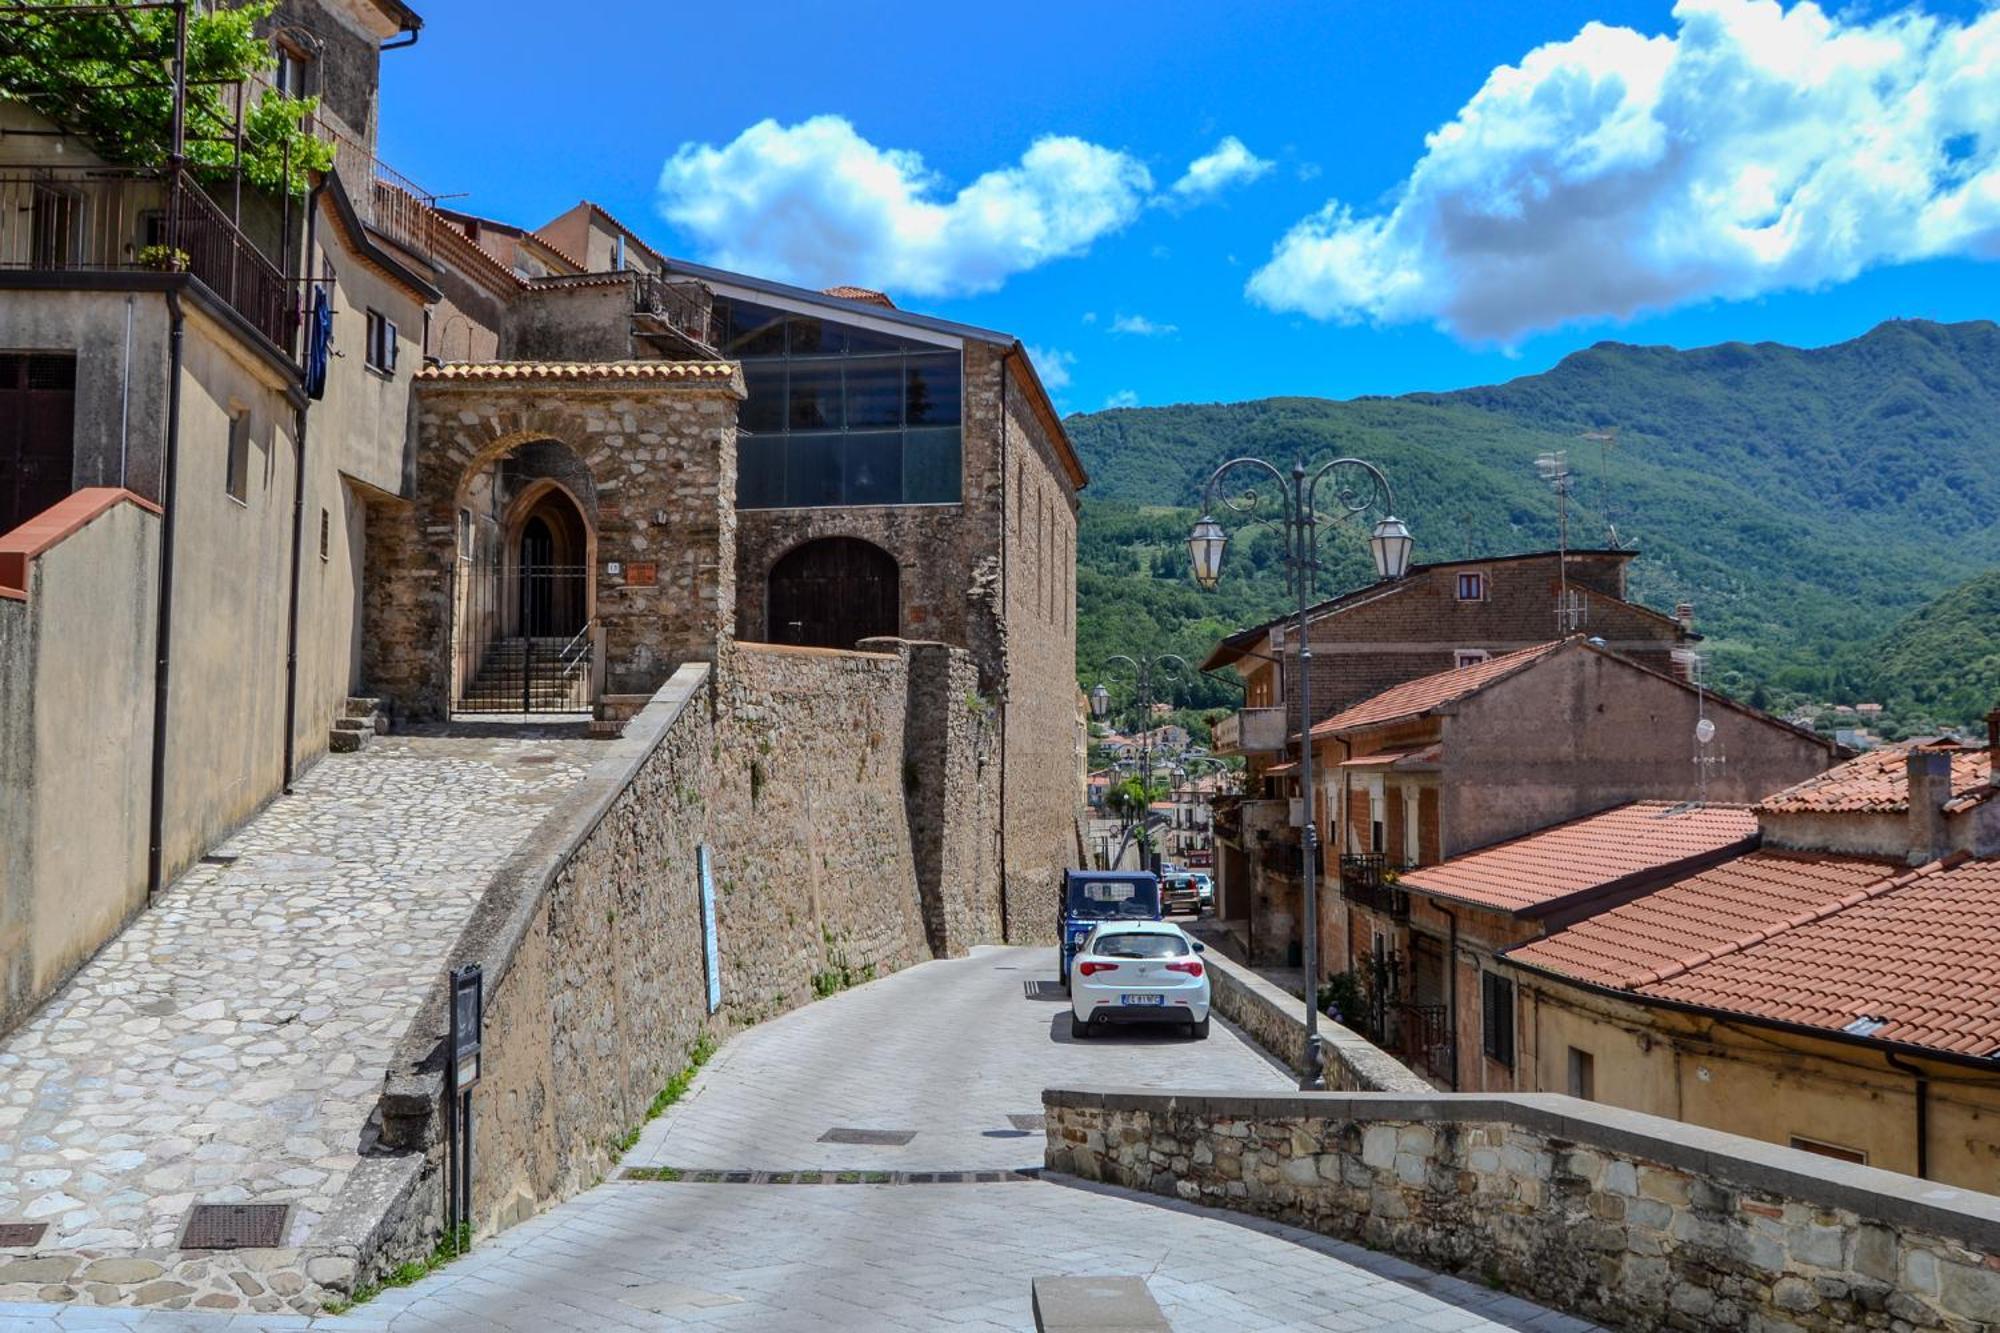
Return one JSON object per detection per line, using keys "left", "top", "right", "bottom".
{"left": 1046, "top": 1086, "right": 2000, "bottom": 1333}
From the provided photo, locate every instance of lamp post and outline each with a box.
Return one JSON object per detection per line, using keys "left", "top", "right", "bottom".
{"left": 1091, "top": 654, "right": 1189, "bottom": 870}
{"left": 1188, "top": 456, "right": 1412, "bottom": 1090}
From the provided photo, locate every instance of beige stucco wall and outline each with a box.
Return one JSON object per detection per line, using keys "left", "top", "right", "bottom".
{"left": 0, "top": 498, "right": 160, "bottom": 1033}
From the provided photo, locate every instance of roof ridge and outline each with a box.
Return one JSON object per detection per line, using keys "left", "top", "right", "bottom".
{"left": 1310, "top": 638, "right": 1568, "bottom": 737}
{"left": 1628, "top": 851, "right": 1972, "bottom": 991}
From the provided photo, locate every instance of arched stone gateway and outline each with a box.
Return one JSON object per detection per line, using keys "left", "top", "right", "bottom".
{"left": 360, "top": 361, "right": 744, "bottom": 720}
{"left": 766, "top": 537, "right": 900, "bottom": 649}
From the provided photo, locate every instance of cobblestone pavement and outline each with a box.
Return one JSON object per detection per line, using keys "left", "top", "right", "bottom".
{"left": 0, "top": 723, "right": 594, "bottom": 1311}
{"left": 7, "top": 946, "right": 1601, "bottom": 1331}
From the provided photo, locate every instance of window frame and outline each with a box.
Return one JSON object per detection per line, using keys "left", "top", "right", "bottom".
{"left": 1788, "top": 1136, "right": 1867, "bottom": 1165}
{"left": 1481, "top": 971, "right": 1515, "bottom": 1068}
{"left": 1566, "top": 1046, "right": 1595, "bottom": 1100}
{"left": 224, "top": 407, "right": 250, "bottom": 506}
{"left": 1456, "top": 570, "right": 1487, "bottom": 602}
{"left": 364, "top": 308, "right": 399, "bottom": 376}
{"left": 1455, "top": 648, "right": 1490, "bottom": 669}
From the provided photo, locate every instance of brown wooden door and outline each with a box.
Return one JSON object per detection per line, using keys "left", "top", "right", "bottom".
{"left": 766, "top": 538, "right": 899, "bottom": 649}
{"left": 0, "top": 353, "right": 77, "bottom": 537}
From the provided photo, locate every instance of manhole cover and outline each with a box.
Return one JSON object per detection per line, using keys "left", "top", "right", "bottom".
{"left": 0, "top": 1223, "right": 47, "bottom": 1248}
{"left": 516, "top": 753, "right": 559, "bottom": 765}
{"left": 1023, "top": 981, "right": 1066, "bottom": 1001}
{"left": 180, "top": 1203, "right": 290, "bottom": 1250}
{"left": 818, "top": 1128, "right": 916, "bottom": 1146}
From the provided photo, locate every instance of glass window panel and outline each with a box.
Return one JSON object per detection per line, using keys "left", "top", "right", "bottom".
{"left": 841, "top": 321, "right": 916, "bottom": 355}
{"left": 787, "top": 315, "right": 844, "bottom": 356}
{"left": 735, "top": 433, "right": 785, "bottom": 509}
{"left": 844, "top": 432, "right": 903, "bottom": 506}
{"left": 903, "top": 427, "right": 962, "bottom": 504}
{"left": 784, "top": 432, "right": 844, "bottom": 507}
{"left": 905, "top": 353, "right": 960, "bottom": 426}
{"left": 740, "top": 363, "right": 786, "bottom": 433}
{"left": 844, "top": 357, "right": 904, "bottom": 429}
{"left": 788, "top": 364, "right": 843, "bottom": 430}
{"left": 722, "top": 299, "right": 787, "bottom": 358}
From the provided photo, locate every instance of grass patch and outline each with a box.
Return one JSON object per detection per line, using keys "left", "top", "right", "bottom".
{"left": 322, "top": 1224, "right": 471, "bottom": 1314}
{"left": 608, "top": 1033, "right": 720, "bottom": 1156}
{"left": 624, "top": 1166, "right": 685, "bottom": 1181}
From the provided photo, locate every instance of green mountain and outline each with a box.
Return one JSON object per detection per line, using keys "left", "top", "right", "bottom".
{"left": 1068, "top": 319, "right": 2000, "bottom": 727}
{"left": 1860, "top": 570, "right": 2000, "bottom": 733}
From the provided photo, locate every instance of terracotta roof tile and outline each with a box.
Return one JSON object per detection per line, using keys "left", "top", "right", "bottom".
{"left": 822, "top": 285, "right": 896, "bottom": 308}
{"left": 1398, "top": 802, "right": 1757, "bottom": 915}
{"left": 417, "top": 361, "right": 741, "bottom": 387}
{"left": 1507, "top": 849, "right": 1903, "bottom": 988}
{"left": 1638, "top": 855, "right": 2000, "bottom": 1057}
{"left": 1309, "top": 642, "right": 1566, "bottom": 737}
{"left": 1755, "top": 743, "right": 1993, "bottom": 814}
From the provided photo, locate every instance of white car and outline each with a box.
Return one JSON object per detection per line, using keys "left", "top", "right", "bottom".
{"left": 1068, "top": 920, "right": 1211, "bottom": 1040}
{"left": 1191, "top": 872, "right": 1214, "bottom": 910}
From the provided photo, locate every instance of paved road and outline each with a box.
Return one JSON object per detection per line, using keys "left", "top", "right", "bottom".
{"left": 11, "top": 946, "right": 1601, "bottom": 1332}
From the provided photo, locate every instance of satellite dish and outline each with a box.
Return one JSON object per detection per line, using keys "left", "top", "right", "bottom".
{"left": 1695, "top": 718, "right": 1717, "bottom": 745}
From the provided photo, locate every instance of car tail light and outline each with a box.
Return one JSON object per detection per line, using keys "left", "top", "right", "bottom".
{"left": 1078, "top": 961, "right": 1118, "bottom": 976}
{"left": 1166, "top": 961, "right": 1204, "bottom": 977}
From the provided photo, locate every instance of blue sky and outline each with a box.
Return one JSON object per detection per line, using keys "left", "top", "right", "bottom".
{"left": 381, "top": 0, "right": 2000, "bottom": 412}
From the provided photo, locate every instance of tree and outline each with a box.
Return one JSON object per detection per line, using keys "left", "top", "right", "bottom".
{"left": 0, "top": 0, "right": 332, "bottom": 192}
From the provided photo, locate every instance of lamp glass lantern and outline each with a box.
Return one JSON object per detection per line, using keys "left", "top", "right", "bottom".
{"left": 1088, "top": 683, "right": 1111, "bottom": 720}
{"left": 1369, "top": 515, "right": 1414, "bottom": 581}
{"left": 1187, "top": 516, "right": 1228, "bottom": 590}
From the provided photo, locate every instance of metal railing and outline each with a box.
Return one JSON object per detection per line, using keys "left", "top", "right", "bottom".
{"left": 633, "top": 271, "right": 713, "bottom": 347}
{"left": 1394, "top": 1002, "right": 1454, "bottom": 1083}
{"left": 1339, "top": 852, "right": 1409, "bottom": 920}
{"left": 0, "top": 167, "right": 294, "bottom": 354}
{"left": 302, "top": 108, "right": 436, "bottom": 261}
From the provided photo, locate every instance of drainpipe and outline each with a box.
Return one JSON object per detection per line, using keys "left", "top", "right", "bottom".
{"left": 1885, "top": 1050, "right": 1930, "bottom": 1179}
{"left": 146, "top": 287, "right": 187, "bottom": 901}
{"left": 996, "top": 346, "right": 1010, "bottom": 940}
{"left": 1441, "top": 906, "right": 1461, "bottom": 1091}
{"left": 282, "top": 177, "right": 326, "bottom": 793}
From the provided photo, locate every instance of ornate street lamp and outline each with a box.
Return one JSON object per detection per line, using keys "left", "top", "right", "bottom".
{"left": 1099, "top": 653, "right": 1189, "bottom": 871}
{"left": 1189, "top": 455, "right": 1409, "bottom": 1091}
{"left": 1088, "top": 683, "right": 1111, "bottom": 721}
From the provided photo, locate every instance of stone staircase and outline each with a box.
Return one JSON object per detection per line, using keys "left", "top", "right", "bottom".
{"left": 459, "top": 636, "right": 592, "bottom": 713}
{"left": 329, "top": 696, "right": 389, "bottom": 753}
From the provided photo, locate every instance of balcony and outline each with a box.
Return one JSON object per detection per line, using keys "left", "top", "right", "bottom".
{"left": 0, "top": 167, "right": 294, "bottom": 355}
{"left": 1340, "top": 852, "right": 1410, "bottom": 920}
{"left": 1213, "top": 706, "right": 1289, "bottom": 756}
{"left": 633, "top": 272, "right": 716, "bottom": 349}
{"left": 305, "top": 111, "right": 436, "bottom": 262}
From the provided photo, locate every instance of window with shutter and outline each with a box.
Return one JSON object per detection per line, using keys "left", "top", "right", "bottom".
{"left": 1481, "top": 971, "right": 1515, "bottom": 1068}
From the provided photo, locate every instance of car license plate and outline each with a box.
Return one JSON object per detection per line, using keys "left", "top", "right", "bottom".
{"left": 1121, "top": 994, "right": 1163, "bottom": 1006}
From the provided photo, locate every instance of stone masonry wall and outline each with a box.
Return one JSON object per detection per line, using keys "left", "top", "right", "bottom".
{"left": 365, "top": 640, "right": 1002, "bottom": 1286}
{"left": 1046, "top": 1087, "right": 2000, "bottom": 1333}
{"left": 1201, "top": 950, "right": 1431, "bottom": 1092}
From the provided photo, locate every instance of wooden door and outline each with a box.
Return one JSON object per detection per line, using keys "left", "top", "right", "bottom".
{"left": 766, "top": 538, "right": 899, "bottom": 649}
{"left": 0, "top": 353, "right": 76, "bottom": 537}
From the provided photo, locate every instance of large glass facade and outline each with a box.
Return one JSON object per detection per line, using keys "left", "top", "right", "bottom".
{"left": 715, "top": 294, "right": 964, "bottom": 509}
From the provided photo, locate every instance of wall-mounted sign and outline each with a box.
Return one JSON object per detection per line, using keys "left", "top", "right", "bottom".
{"left": 626, "top": 563, "right": 658, "bottom": 588}
{"left": 450, "top": 963, "right": 483, "bottom": 1091}
{"left": 698, "top": 846, "right": 721, "bottom": 1014}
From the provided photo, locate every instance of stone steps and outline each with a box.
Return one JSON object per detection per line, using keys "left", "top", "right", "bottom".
{"left": 329, "top": 697, "right": 390, "bottom": 754}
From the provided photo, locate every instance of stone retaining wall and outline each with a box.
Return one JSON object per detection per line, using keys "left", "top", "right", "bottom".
{"left": 1044, "top": 1086, "right": 2000, "bottom": 1332}
{"left": 1201, "top": 950, "right": 1430, "bottom": 1092}
{"left": 348, "top": 640, "right": 1002, "bottom": 1293}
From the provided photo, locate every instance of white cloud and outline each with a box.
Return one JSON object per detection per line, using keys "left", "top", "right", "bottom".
{"left": 1169, "top": 136, "right": 1275, "bottom": 202}
{"left": 658, "top": 115, "right": 1152, "bottom": 298}
{"left": 1025, "top": 345, "right": 1075, "bottom": 392}
{"left": 1104, "top": 389, "right": 1140, "bottom": 409}
{"left": 1248, "top": 0, "right": 2000, "bottom": 342}
{"left": 1081, "top": 311, "right": 1098, "bottom": 324}
{"left": 1110, "top": 314, "right": 1178, "bottom": 337}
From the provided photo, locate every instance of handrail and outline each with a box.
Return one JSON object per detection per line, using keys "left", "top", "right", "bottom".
{"left": 558, "top": 619, "right": 594, "bottom": 681}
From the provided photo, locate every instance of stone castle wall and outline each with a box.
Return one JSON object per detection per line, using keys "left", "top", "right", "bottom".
{"left": 365, "top": 640, "right": 1003, "bottom": 1280}
{"left": 1045, "top": 1087, "right": 2000, "bottom": 1333}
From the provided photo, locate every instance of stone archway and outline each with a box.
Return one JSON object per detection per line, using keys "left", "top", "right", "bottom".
{"left": 766, "top": 537, "right": 900, "bottom": 649}
{"left": 361, "top": 368, "right": 743, "bottom": 720}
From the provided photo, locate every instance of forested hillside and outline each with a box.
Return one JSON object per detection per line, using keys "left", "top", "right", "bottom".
{"left": 1068, "top": 319, "right": 2000, "bottom": 728}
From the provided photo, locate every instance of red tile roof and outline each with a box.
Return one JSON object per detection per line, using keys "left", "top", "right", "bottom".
{"left": 823, "top": 285, "right": 896, "bottom": 308}
{"left": 417, "top": 361, "right": 743, "bottom": 388}
{"left": 1506, "top": 849, "right": 1904, "bottom": 987}
{"left": 1309, "top": 641, "right": 1566, "bottom": 737}
{"left": 1755, "top": 743, "right": 1994, "bottom": 814}
{"left": 1641, "top": 855, "right": 2000, "bottom": 1057}
{"left": 1398, "top": 802, "right": 1757, "bottom": 915}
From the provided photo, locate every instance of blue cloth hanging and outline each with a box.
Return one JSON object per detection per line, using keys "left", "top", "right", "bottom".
{"left": 305, "top": 284, "right": 331, "bottom": 400}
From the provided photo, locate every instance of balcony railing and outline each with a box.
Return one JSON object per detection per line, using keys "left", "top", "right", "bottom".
{"left": 1339, "top": 852, "right": 1409, "bottom": 920}
{"left": 1394, "top": 1002, "right": 1454, "bottom": 1084}
{"left": 1214, "top": 706, "right": 1290, "bottom": 755}
{"left": 633, "top": 272, "right": 714, "bottom": 348}
{"left": 0, "top": 167, "right": 294, "bottom": 355}
{"left": 303, "top": 109, "right": 436, "bottom": 262}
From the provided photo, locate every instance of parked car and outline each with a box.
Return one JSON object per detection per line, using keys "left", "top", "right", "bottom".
{"left": 1068, "top": 921, "right": 1211, "bottom": 1039}
{"left": 1191, "top": 872, "right": 1214, "bottom": 911}
{"left": 1058, "top": 870, "right": 1161, "bottom": 988}
{"left": 1160, "top": 872, "right": 1201, "bottom": 916}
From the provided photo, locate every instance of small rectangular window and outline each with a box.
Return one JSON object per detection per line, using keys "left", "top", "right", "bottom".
{"left": 1457, "top": 571, "right": 1486, "bottom": 601}
{"left": 1455, "top": 649, "right": 1490, "bottom": 670}
{"left": 1567, "top": 1047, "right": 1595, "bottom": 1100}
{"left": 1482, "top": 972, "right": 1515, "bottom": 1068}
{"left": 225, "top": 408, "right": 250, "bottom": 504}
{"left": 319, "top": 508, "right": 330, "bottom": 561}
{"left": 365, "top": 309, "right": 398, "bottom": 374}
{"left": 1789, "top": 1136, "right": 1866, "bottom": 1165}
{"left": 273, "top": 44, "right": 311, "bottom": 97}
{"left": 457, "top": 507, "right": 473, "bottom": 559}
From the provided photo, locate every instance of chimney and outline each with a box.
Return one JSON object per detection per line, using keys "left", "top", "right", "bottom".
{"left": 1906, "top": 749, "right": 1953, "bottom": 865}
{"left": 1675, "top": 602, "right": 1695, "bottom": 634}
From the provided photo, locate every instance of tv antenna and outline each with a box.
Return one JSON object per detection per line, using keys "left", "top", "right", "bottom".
{"left": 1535, "top": 450, "right": 1579, "bottom": 635}
{"left": 1687, "top": 651, "right": 1727, "bottom": 802}
{"left": 1579, "top": 428, "right": 1628, "bottom": 550}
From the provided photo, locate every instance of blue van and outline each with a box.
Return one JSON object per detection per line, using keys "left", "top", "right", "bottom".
{"left": 1058, "top": 870, "right": 1162, "bottom": 988}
